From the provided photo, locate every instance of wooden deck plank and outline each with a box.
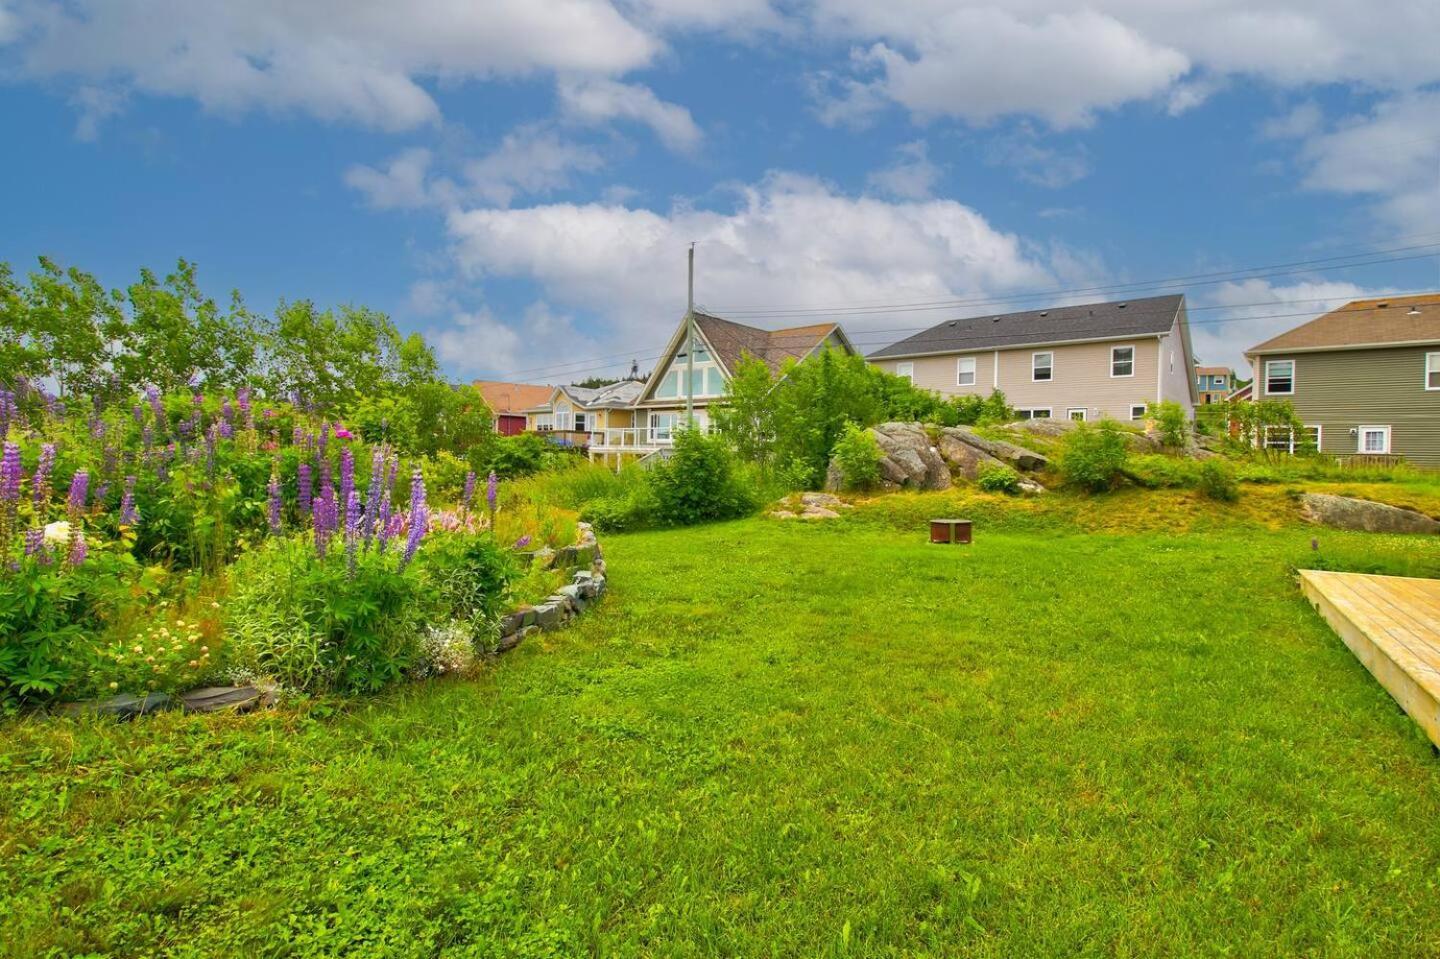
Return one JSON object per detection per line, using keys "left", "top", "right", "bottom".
{"left": 1299, "top": 569, "right": 1440, "bottom": 749}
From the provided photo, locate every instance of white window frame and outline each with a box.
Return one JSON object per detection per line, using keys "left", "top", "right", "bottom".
{"left": 1031, "top": 351, "right": 1053, "bottom": 382}
{"left": 955, "top": 356, "right": 977, "bottom": 387}
{"left": 1110, "top": 345, "right": 1135, "bottom": 378}
{"left": 554, "top": 410, "right": 572, "bottom": 431}
{"left": 1426, "top": 352, "right": 1440, "bottom": 391}
{"left": 896, "top": 362, "right": 914, "bottom": 383}
{"left": 1264, "top": 359, "right": 1295, "bottom": 396}
{"left": 534, "top": 413, "right": 554, "bottom": 432}
{"left": 1067, "top": 408, "right": 1087, "bottom": 421}
{"left": 1130, "top": 404, "right": 1147, "bottom": 421}
{"left": 1358, "top": 425, "right": 1391, "bottom": 455}
{"left": 1017, "top": 407, "right": 1053, "bottom": 420}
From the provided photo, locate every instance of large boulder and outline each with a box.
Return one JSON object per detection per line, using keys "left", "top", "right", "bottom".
{"left": 1009, "top": 417, "right": 1077, "bottom": 439}
{"left": 939, "top": 426, "right": 1048, "bottom": 472}
{"left": 936, "top": 431, "right": 1004, "bottom": 479}
{"left": 828, "top": 422, "right": 950, "bottom": 491}
{"left": 1299, "top": 494, "right": 1440, "bottom": 535}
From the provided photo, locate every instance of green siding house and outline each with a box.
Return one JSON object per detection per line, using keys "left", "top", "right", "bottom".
{"left": 1245, "top": 294, "right": 1440, "bottom": 466}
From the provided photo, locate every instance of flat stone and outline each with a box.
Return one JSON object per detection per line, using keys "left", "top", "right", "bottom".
{"left": 1300, "top": 494, "right": 1440, "bottom": 535}
{"left": 940, "top": 427, "right": 1048, "bottom": 472}
{"left": 800, "top": 506, "right": 841, "bottom": 519}
{"left": 179, "top": 686, "right": 266, "bottom": 714}
{"left": 62, "top": 692, "right": 173, "bottom": 719}
{"left": 769, "top": 509, "right": 799, "bottom": 519}
{"left": 801, "top": 492, "right": 849, "bottom": 509}
{"left": 496, "top": 632, "right": 522, "bottom": 652}
{"left": 534, "top": 602, "right": 562, "bottom": 628}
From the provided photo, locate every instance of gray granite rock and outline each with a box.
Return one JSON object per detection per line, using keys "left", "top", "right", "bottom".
{"left": 1300, "top": 494, "right": 1440, "bottom": 535}
{"left": 62, "top": 692, "right": 174, "bottom": 719}
{"left": 179, "top": 686, "right": 266, "bottom": 714}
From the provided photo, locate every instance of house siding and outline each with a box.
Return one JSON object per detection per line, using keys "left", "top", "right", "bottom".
{"left": 874, "top": 337, "right": 1178, "bottom": 421}
{"left": 1158, "top": 317, "right": 1196, "bottom": 419}
{"left": 1251, "top": 346, "right": 1440, "bottom": 466}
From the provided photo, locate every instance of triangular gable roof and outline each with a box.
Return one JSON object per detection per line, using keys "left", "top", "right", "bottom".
{"left": 1246, "top": 293, "right": 1440, "bottom": 355}
{"left": 637, "top": 312, "right": 852, "bottom": 404}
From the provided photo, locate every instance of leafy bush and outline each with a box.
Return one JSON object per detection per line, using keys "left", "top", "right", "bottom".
{"left": 410, "top": 622, "right": 479, "bottom": 679}
{"left": 415, "top": 530, "right": 517, "bottom": 640}
{"left": 976, "top": 462, "right": 1022, "bottom": 494}
{"left": 643, "top": 428, "right": 758, "bottom": 527}
{"left": 481, "top": 433, "right": 552, "bottom": 478}
{"left": 1146, "top": 400, "right": 1190, "bottom": 448}
{"left": 1197, "top": 459, "right": 1240, "bottom": 502}
{"left": 580, "top": 492, "right": 654, "bottom": 533}
{"left": 225, "top": 537, "right": 427, "bottom": 693}
{"left": 1057, "top": 421, "right": 1130, "bottom": 492}
{"left": 831, "top": 423, "right": 883, "bottom": 490}
{"left": 0, "top": 551, "right": 139, "bottom": 706}
{"left": 1125, "top": 454, "right": 1202, "bottom": 489}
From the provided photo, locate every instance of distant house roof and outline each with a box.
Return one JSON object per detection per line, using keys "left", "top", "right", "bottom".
{"left": 556, "top": 380, "right": 645, "bottom": 409}
{"left": 867, "top": 294, "right": 1185, "bottom": 359}
{"left": 1195, "top": 366, "right": 1232, "bottom": 376}
{"left": 693, "top": 313, "right": 848, "bottom": 375}
{"left": 1246, "top": 293, "right": 1440, "bottom": 355}
{"left": 474, "top": 381, "right": 554, "bottom": 415}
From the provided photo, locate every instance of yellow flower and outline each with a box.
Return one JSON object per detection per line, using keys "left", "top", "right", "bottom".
{"left": 108, "top": 682, "right": 118, "bottom": 690}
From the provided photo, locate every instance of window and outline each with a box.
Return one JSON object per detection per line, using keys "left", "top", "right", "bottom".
{"left": 896, "top": 362, "right": 914, "bottom": 383}
{"left": 656, "top": 371, "right": 680, "bottom": 399}
{"left": 1427, "top": 352, "right": 1440, "bottom": 390}
{"left": 1068, "top": 408, "right": 1087, "bottom": 421}
{"left": 1111, "top": 345, "right": 1134, "bottom": 377}
{"left": 1169, "top": 352, "right": 1175, "bottom": 374}
{"left": 554, "top": 410, "right": 572, "bottom": 431}
{"left": 706, "top": 367, "right": 725, "bottom": 395}
{"left": 1032, "top": 352, "right": 1053, "bottom": 382}
{"left": 650, "top": 412, "right": 680, "bottom": 442}
{"left": 1359, "top": 425, "right": 1391, "bottom": 455}
{"left": 534, "top": 413, "right": 553, "bottom": 431}
{"left": 956, "top": 356, "right": 977, "bottom": 386}
{"left": 1262, "top": 424, "right": 1321, "bottom": 454}
{"left": 1264, "top": 359, "right": 1294, "bottom": 395}
{"left": 1016, "top": 407, "right": 1052, "bottom": 420}
{"left": 1130, "top": 404, "right": 1147, "bottom": 421}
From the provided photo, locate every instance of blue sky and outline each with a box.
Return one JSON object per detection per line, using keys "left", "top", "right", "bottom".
{"left": 2, "top": 1, "right": 1437, "bottom": 382}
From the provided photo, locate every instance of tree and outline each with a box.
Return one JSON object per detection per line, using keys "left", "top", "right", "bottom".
{"left": 22, "top": 257, "right": 120, "bottom": 398}
{"left": 710, "top": 356, "right": 779, "bottom": 465}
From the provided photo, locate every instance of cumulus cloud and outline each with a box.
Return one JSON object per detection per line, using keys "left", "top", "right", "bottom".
{"left": 443, "top": 172, "right": 1060, "bottom": 362}
{"left": 1293, "top": 91, "right": 1440, "bottom": 235}
{"left": 428, "top": 301, "right": 602, "bottom": 377}
{"left": 345, "top": 147, "right": 452, "bottom": 210}
{"left": 1189, "top": 278, "right": 1381, "bottom": 370}
{"left": 557, "top": 77, "right": 702, "bottom": 153}
{"left": 866, "top": 140, "right": 942, "bottom": 199}
{"left": 6, "top": 0, "right": 658, "bottom": 132}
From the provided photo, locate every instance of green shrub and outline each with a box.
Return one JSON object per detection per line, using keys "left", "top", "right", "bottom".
{"left": 481, "top": 433, "right": 551, "bottom": 478}
{"left": 1197, "top": 458, "right": 1240, "bottom": 502}
{"left": 832, "top": 423, "right": 884, "bottom": 490}
{"left": 225, "top": 537, "right": 427, "bottom": 693}
{"left": 1125, "top": 454, "right": 1202, "bottom": 489}
{"left": 976, "top": 462, "right": 1022, "bottom": 494}
{"left": 580, "top": 493, "right": 652, "bottom": 533}
{"left": 415, "top": 531, "right": 517, "bottom": 641}
{"left": 648, "top": 428, "right": 758, "bottom": 527}
{"left": 1058, "top": 420, "right": 1130, "bottom": 492}
{"left": 1146, "top": 400, "right": 1190, "bottom": 448}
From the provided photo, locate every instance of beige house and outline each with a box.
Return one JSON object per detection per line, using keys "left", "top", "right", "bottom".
{"left": 523, "top": 381, "right": 644, "bottom": 451}
{"left": 588, "top": 312, "right": 856, "bottom": 464}
{"left": 867, "top": 294, "right": 1197, "bottom": 422}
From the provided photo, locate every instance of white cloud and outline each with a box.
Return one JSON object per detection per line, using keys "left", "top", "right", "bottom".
{"left": 558, "top": 77, "right": 702, "bottom": 152}
{"left": 1190, "top": 278, "right": 1380, "bottom": 370}
{"left": 1293, "top": 91, "right": 1440, "bottom": 235}
{"left": 866, "top": 140, "right": 941, "bottom": 199}
{"left": 428, "top": 301, "right": 602, "bottom": 377}
{"left": 8, "top": 0, "right": 659, "bottom": 132}
{"left": 69, "top": 84, "right": 126, "bottom": 141}
{"left": 1259, "top": 101, "right": 1323, "bottom": 141}
{"left": 445, "top": 171, "right": 1060, "bottom": 357}
{"left": 346, "top": 127, "right": 605, "bottom": 211}
{"left": 983, "top": 129, "right": 1091, "bottom": 188}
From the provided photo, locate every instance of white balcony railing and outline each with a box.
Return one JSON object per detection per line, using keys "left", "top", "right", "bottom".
{"left": 589, "top": 424, "right": 714, "bottom": 452}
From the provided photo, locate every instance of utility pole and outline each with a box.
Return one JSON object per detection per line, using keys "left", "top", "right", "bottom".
{"left": 685, "top": 242, "right": 695, "bottom": 425}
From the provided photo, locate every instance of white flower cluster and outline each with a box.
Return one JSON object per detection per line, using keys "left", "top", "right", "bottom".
{"left": 412, "top": 622, "right": 478, "bottom": 679}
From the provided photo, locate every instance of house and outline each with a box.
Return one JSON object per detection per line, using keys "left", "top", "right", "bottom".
{"left": 1244, "top": 293, "right": 1440, "bottom": 465}
{"left": 587, "top": 312, "right": 857, "bottom": 465}
{"left": 867, "top": 294, "right": 1197, "bottom": 423}
{"left": 474, "top": 381, "right": 554, "bottom": 436}
{"left": 523, "top": 380, "right": 646, "bottom": 448}
{"left": 1195, "top": 366, "right": 1234, "bottom": 404}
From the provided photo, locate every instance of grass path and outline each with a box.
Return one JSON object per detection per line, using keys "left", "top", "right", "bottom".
{"left": 4, "top": 507, "right": 1440, "bottom": 956}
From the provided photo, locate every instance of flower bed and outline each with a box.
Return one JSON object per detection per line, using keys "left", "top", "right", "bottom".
{"left": 0, "top": 382, "right": 590, "bottom": 712}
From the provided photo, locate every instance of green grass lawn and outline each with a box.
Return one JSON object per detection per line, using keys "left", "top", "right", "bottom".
{"left": 5, "top": 496, "right": 1440, "bottom": 957}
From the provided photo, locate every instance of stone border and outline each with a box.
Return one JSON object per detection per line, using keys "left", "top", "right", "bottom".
{"left": 495, "top": 521, "right": 607, "bottom": 653}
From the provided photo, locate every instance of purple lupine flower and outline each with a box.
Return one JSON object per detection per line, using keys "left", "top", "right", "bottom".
{"left": 462, "top": 471, "right": 476, "bottom": 511}
{"left": 339, "top": 447, "right": 355, "bottom": 519}
{"left": 312, "top": 492, "right": 333, "bottom": 559}
{"left": 297, "top": 463, "right": 313, "bottom": 518}
{"left": 237, "top": 387, "right": 252, "bottom": 425}
{"left": 146, "top": 385, "right": 164, "bottom": 423}
{"left": 486, "top": 471, "right": 498, "bottom": 512}
{"left": 23, "top": 528, "right": 44, "bottom": 557}
{"left": 292, "top": 426, "right": 303, "bottom": 447}
{"left": 377, "top": 493, "right": 397, "bottom": 551}
{"left": 363, "top": 447, "right": 384, "bottom": 543}
{"left": 218, "top": 418, "right": 233, "bottom": 440}
{"left": 222, "top": 398, "right": 235, "bottom": 424}
{"left": 142, "top": 423, "right": 154, "bottom": 450}
{"left": 318, "top": 423, "right": 330, "bottom": 458}
{"left": 132, "top": 404, "right": 145, "bottom": 425}
{"left": 267, "top": 468, "right": 283, "bottom": 535}
{"left": 88, "top": 415, "right": 105, "bottom": 440}
{"left": 0, "top": 390, "right": 14, "bottom": 438}
{"left": 513, "top": 534, "right": 532, "bottom": 549}
{"left": 409, "top": 467, "right": 426, "bottom": 516}
{"left": 344, "top": 490, "right": 361, "bottom": 576}
{"left": 67, "top": 528, "right": 86, "bottom": 567}
{"left": 93, "top": 481, "right": 108, "bottom": 505}
{"left": 1, "top": 442, "right": 22, "bottom": 503}
{"left": 397, "top": 468, "right": 427, "bottom": 571}
{"left": 32, "top": 443, "right": 54, "bottom": 508}
{"left": 67, "top": 469, "right": 89, "bottom": 521}
{"left": 120, "top": 475, "right": 138, "bottom": 526}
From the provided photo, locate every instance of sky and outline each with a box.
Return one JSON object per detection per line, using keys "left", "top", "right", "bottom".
{"left": 1, "top": 0, "right": 1438, "bottom": 384}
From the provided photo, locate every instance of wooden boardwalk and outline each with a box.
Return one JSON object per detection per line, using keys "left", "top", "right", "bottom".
{"left": 1299, "top": 569, "right": 1440, "bottom": 748}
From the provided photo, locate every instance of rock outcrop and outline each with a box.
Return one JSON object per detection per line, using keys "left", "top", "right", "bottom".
{"left": 827, "top": 422, "right": 951, "bottom": 491}
{"left": 1299, "top": 494, "right": 1440, "bottom": 535}
{"left": 939, "top": 426, "right": 1048, "bottom": 471}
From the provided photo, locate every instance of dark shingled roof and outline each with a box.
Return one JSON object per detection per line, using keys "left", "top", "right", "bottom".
{"left": 693, "top": 313, "right": 841, "bottom": 374}
{"left": 1246, "top": 293, "right": 1440, "bottom": 354}
{"left": 867, "top": 294, "right": 1185, "bottom": 359}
